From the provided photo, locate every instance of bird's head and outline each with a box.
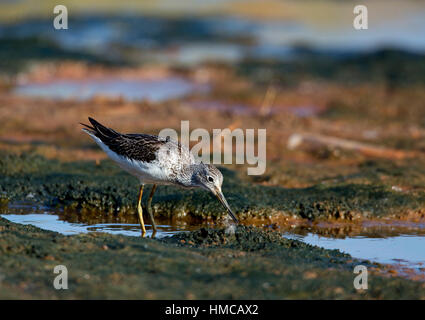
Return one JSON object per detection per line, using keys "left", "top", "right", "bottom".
{"left": 192, "top": 162, "right": 239, "bottom": 224}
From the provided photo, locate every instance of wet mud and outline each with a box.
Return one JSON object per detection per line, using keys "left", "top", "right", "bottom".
{"left": 2, "top": 151, "right": 425, "bottom": 222}
{"left": 1, "top": 217, "right": 424, "bottom": 299}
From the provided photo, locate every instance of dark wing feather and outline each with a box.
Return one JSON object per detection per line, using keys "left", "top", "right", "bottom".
{"left": 82, "top": 117, "right": 165, "bottom": 163}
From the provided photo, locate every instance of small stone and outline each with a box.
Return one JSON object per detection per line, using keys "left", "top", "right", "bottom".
{"left": 392, "top": 186, "right": 403, "bottom": 192}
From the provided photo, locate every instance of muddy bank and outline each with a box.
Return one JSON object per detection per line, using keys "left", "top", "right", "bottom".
{"left": 0, "top": 216, "right": 424, "bottom": 299}
{"left": 2, "top": 151, "right": 425, "bottom": 222}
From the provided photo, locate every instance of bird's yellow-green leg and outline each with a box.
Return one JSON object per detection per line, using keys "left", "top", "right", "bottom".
{"left": 147, "top": 184, "right": 157, "bottom": 237}
{"left": 137, "top": 184, "right": 146, "bottom": 237}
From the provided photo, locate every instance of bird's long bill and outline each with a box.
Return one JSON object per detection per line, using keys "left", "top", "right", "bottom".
{"left": 215, "top": 189, "right": 239, "bottom": 224}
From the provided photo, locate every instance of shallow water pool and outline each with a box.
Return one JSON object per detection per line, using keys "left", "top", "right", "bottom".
{"left": 2, "top": 206, "right": 425, "bottom": 276}
{"left": 14, "top": 77, "right": 207, "bottom": 102}
{"left": 284, "top": 232, "right": 425, "bottom": 273}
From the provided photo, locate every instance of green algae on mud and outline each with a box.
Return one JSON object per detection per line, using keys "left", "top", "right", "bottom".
{"left": 236, "top": 49, "right": 425, "bottom": 88}
{"left": 1, "top": 151, "right": 425, "bottom": 221}
{"left": 0, "top": 217, "right": 424, "bottom": 299}
{"left": 0, "top": 37, "right": 124, "bottom": 75}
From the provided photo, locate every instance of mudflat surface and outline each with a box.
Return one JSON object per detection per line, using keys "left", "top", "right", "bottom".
{"left": 2, "top": 151, "right": 425, "bottom": 222}
{"left": 0, "top": 217, "right": 424, "bottom": 299}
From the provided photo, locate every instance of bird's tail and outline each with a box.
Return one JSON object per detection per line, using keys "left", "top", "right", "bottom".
{"left": 80, "top": 117, "right": 120, "bottom": 141}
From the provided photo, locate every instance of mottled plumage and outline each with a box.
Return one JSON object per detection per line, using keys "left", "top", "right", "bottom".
{"left": 81, "top": 117, "right": 195, "bottom": 185}
{"left": 81, "top": 117, "right": 238, "bottom": 237}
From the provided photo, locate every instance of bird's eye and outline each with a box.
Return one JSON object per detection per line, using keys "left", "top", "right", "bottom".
{"left": 208, "top": 176, "right": 214, "bottom": 182}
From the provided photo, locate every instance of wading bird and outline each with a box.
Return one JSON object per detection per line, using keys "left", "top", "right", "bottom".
{"left": 81, "top": 117, "right": 238, "bottom": 237}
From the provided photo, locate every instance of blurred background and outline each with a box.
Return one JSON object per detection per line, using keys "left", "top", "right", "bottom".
{"left": 1, "top": 0, "right": 425, "bottom": 194}
{"left": 1, "top": 0, "right": 424, "bottom": 157}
